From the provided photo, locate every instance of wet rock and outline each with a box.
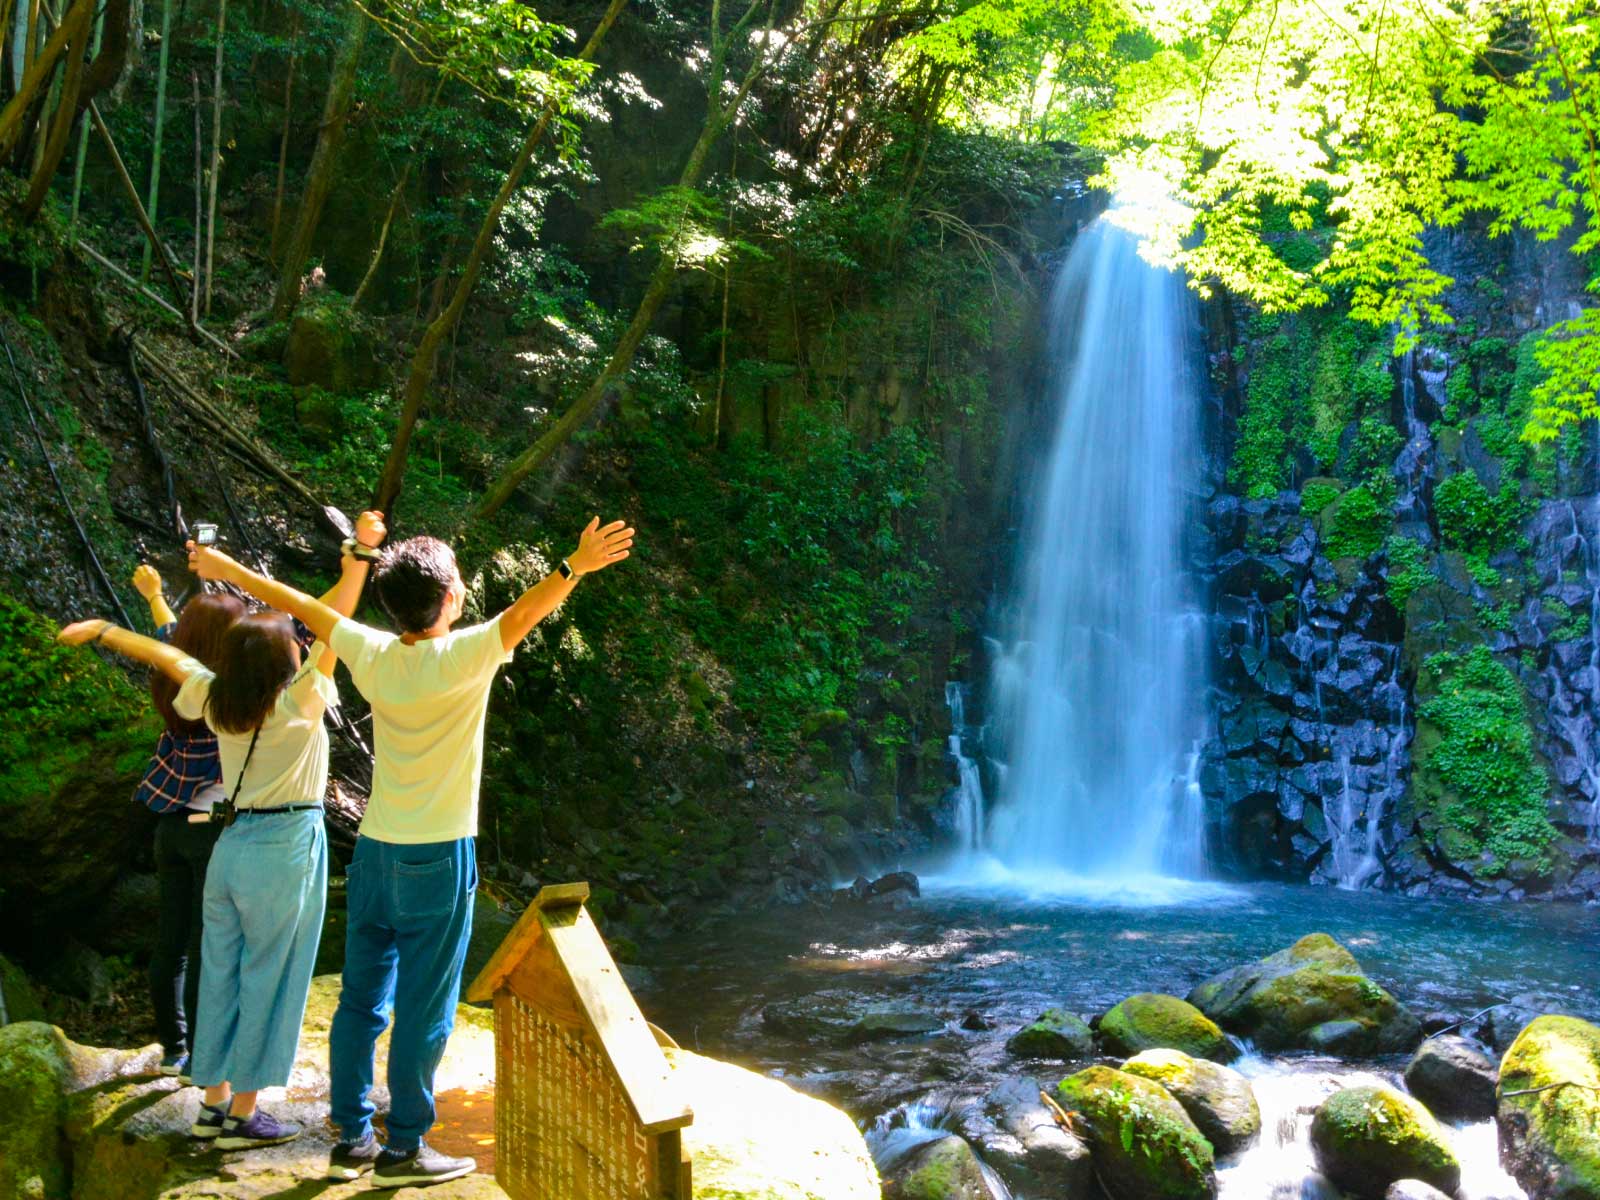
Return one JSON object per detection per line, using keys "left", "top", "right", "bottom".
{"left": 0, "top": 953, "right": 45, "bottom": 1023}
{"left": 41, "top": 940, "right": 111, "bottom": 1007}
{"left": 1005, "top": 1009, "right": 1094, "bottom": 1060}
{"left": 1057, "top": 1065, "right": 1216, "bottom": 1200}
{"left": 959, "top": 1010, "right": 991, "bottom": 1032}
{"left": 882, "top": 1134, "right": 1002, "bottom": 1200}
{"left": 1306, "top": 1019, "right": 1376, "bottom": 1055}
{"left": 962, "top": 1076, "right": 1093, "bottom": 1198}
{"left": 836, "top": 870, "right": 921, "bottom": 903}
{"left": 1099, "top": 992, "right": 1237, "bottom": 1063}
{"left": 1310, "top": 1085, "right": 1461, "bottom": 1199}
{"left": 762, "top": 995, "right": 860, "bottom": 1041}
{"left": 1496, "top": 1014, "right": 1600, "bottom": 1200}
{"left": 1122, "top": 1048, "right": 1261, "bottom": 1156}
{"left": 1386, "top": 1182, "right": 1455, "bottom": 1200}
{"left": 846, "top": 1008, "right": 945, "bottom": 1043}
{"left": 1187, "top": 933, "right": 1421, "bottom": 1054}
{"left": 1403, "top": 1035, "right": 1497, "bottom": 1121}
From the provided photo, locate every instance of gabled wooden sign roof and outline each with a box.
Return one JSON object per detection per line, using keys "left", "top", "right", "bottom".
{"left": 467, "top": 882, "right": 693, "bottom": 1136}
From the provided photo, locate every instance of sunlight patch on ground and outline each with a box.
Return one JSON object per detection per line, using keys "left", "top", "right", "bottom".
{"left": 919, "top": 853, "right": 1247, "bottom": 908}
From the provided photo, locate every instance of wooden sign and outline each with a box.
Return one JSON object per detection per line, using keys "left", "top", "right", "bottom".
{"left": 467, "top": 882, "right": 693, "bottom": 1200}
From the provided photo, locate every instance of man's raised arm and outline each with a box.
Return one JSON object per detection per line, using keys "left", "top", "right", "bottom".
{"left": 191, "top": 544, "right": 345, "bottom": 642}
{"left": 496, "top": 517, "right": 635, "bottom": 651}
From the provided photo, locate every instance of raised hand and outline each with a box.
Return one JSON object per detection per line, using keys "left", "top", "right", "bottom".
{"left": 132, "top": 564, "right": 163, "bottom": 599}
{"left": 569, "top": 517, "right": 635, "bottom": 577}
{"left": 355, "top": 509, "right": 387, "bottom": 549}
{"left": 187, "top": 541, "right": 238, "bottom": 582}
{"left": 57, "top": 619, "right": 111, "bottom": 646}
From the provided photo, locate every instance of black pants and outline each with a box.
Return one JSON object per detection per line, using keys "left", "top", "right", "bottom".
{"left": 150, "top": 813, "right": 220, "bottom": 1056}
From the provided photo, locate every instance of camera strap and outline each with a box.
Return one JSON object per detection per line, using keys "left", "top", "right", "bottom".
{"left": 214, "top": 726, "right": 261, "bottom": 828}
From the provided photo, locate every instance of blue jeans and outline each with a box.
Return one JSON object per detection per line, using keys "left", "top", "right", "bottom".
{"left": 329, "top": 835, "right": 477, "bottom": 1152}
{"left": 191, "top": 808, "right": 327, "bottom": 1092}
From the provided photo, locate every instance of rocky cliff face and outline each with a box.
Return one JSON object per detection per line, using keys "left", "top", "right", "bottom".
{"left": 1201, "top": 221, "right": 1600, "bottom": 902}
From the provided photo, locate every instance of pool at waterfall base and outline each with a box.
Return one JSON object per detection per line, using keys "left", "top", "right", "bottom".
{"left": 642, "top": 877, "right": 1599, "bottom": 1200}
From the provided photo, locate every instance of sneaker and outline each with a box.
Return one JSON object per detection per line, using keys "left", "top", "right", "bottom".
{"left": 159, "top": 1052, "right": 189, "bottom": 1077}
{"left": 189, "top": 1101, "right": 228, "bottom": 1139}
{"left": 214, "top": 1108, "right": 302, "bottom": 1150}
{"left": 371, "top": 1142, "right": 475, "bottom": 1188}
{"left": 326, "top": 1133, "right": 383, "bottom": 1181}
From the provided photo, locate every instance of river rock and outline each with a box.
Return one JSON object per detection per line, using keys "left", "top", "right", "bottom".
{"left": 1404, "top": 1034, "right": 1497, "bottom": 1120}
{"left": 1309, "top": 1085, "right": 1461, "bottom": 1199}
{"left": 882, "top": 1134, "right": 1002, "bottom": 1200}
{"left": 1057, "top": 1065, "right": 1217, "bottom": 1200}
{"left": 847, "top": 1008, "right": 945, "bottom": 1043}
{"left": 960, "top": 1075, "right": 1094, "bottom": 1198}
{"left": 1100, "top": 992, "right": 1237, "bottom": 1063}
{"left": 1123, "top": 1048, "right": 1261, "bottom": 1156}
{"left": 1187, "top": 933, "right": 1421, "bottom": 1054}
{"left": 1386, "top": 1181, "right": 1455, "bottom": 1200}
{"left": 1496, "top": 1014, "right": 1600, "bottom": 1200}
{"left": 762, "top": 994, "right": 859, "bottom": 1040}
{"left": 1005, "top": 1009, "right": 1094, "bottom": 1059}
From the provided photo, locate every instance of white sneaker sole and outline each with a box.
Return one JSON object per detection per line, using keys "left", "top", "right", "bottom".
{"left": 370, "top": 1162, "right": 474, "bottom": 1189}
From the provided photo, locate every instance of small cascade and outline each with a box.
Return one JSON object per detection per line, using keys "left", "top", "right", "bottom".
{"left": 945, "top": 682, "right": 988, "bottom": 853}
{"left": 1538, "top": 499, "right": 1600, "bottom": 845}
{"left": 865, "top": 1100, "right": 1012, "bottom": 1200}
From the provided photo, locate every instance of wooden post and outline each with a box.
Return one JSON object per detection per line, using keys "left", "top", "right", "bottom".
{"left": 466, "top": 883, "right": 693, "bottom": 1200}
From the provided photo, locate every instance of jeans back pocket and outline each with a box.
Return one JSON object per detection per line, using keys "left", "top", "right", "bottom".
{"left": 392, "top": 856, "right": 456, "bottom": 921}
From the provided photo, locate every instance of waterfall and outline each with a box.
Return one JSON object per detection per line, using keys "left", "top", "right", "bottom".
{"left": 979, "top": 215, "right": 1207, "bottom": 880}
{"left": 945, "top": 682, "right": 987, "bottom": 854}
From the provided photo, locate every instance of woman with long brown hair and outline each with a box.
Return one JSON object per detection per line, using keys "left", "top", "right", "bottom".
{"left": 59, "top": 512, "right": 386, "bottom": 1152}
{"left": 128, "top": 567, "right": 244, "bottom": 1080}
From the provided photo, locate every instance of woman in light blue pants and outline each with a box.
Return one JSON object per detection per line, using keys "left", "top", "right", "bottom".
{"left": 58, "top": 512, "right": 386, "bottom": 1150}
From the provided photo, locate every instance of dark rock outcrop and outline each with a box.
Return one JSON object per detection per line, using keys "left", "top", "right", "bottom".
{"left": 1403, "top": 1034, "right": 1497, "bottom": 1121}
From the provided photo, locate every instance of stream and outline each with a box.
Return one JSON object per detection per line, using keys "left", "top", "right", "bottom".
{"left": 643, "top": 877, "right": 1600, "bottom": 1198}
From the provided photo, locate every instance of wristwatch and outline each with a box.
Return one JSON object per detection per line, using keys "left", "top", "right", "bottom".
{"left": 342, "top": 537, "right": 383, "bottom": 563}
{"left": 558, "top": 559, "right": 578, "bottom": 582}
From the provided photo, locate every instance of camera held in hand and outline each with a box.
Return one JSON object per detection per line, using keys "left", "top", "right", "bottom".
{"left": 193, "top": 522, "right": 219, "bottom": 547}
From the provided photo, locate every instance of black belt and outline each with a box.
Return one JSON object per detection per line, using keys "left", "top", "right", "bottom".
{"left": 235, "top": 804, "right": 324, "bottom": 816}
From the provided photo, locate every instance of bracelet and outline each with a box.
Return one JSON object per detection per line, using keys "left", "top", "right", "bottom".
{"left": 93, "top": 624, "right": 112, "bottom": 643}
{"left": 341, "top": 538, "right": 383, "bottom": 563}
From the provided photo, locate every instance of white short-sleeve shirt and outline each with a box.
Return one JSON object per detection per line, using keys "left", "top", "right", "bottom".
{"left": 328, "top": 617, "right": 511, "bottom": 844}
{"left": 172, "top": 645, "right": 339, "bottom": 810}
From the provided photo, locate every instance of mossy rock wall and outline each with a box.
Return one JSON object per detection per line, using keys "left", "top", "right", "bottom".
{"left": 1497, "top": 1015, "right": 1600, "bottom": 1200}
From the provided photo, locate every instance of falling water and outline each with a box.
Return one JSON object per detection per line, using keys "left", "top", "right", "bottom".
{"left": 945, "top": 682, "right": 987, "bottom": 854}
{"left": 980, "top": 215, "right": 1207, "bottom": 880}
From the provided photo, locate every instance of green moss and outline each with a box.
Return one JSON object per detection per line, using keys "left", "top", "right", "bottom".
{"left": 1301, "top": 479, "right": 1342, "bottom": 518}
{"left": 1413, "top": 646, "right": 1557, "bottom": 876}
{"left": 1058, "top": 1066, "right": 1215, "bottom": 1200}
{"left": 1498, "top": 1015, "right": 1600, "bottom": 1197}
{"left": 1100, "top": 993, "right": 1234, "bottom": 1062}
{"left": 1007, "top": 1008, "right": 1095, "bottom": 1058}
{"left": 1310, "top": 1086, "right": 1460, "bottom": 1197}
{"left": 1384, "top": 535, "right": 1431, "bottom": 608}
{"left": 1320, "top": 483, "right": 1392, "bottom": 561}
{"left": 1542, "top": 597, "right": 1591, "bottom": 642}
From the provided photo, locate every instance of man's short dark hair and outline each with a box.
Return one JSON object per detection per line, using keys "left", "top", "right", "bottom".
{"left": 371, "top": 536, "right": 457, "bottom": 634}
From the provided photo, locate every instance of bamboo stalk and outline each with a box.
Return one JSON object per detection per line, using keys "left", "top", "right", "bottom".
{"left": 203, "top": 0, "right": 226, "bottom": 317}
{"left": 139, "top": 0, "right": 174, "bottom": 282}
{"left": 269, "top": 7, "right": 298, "bottom": 256}
{"left": 87, "top": 101, "right": 192, "bottom": 317}
{"left": 64, "top": 0, "right": 100, "bottom": 226}
{"left": 190, "top": 69, "right": 201, "bottom": 325}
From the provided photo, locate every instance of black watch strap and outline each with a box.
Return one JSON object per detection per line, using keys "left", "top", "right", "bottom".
{"left": 558, "top": 559, "right": 576, "bottom": 582}
{"left": 342, "top": 538, "right": 382, "bottom": 563}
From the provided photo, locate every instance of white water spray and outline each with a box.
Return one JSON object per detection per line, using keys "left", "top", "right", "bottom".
{"left": 977, "top": 215, "right": 1207, "bottom": 880}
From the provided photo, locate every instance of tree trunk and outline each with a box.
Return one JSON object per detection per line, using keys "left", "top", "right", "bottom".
{"left": 19, "top": 0, "right": 83, "bottom": 217}
{"left": 352, "top": 77, "right": 442, "bottom": 310}
{"left": 190, "top": 68, "right": 201, "bottom": 323}
{"left": 268, "top": 4, "right": 368, "bottom": 322}
{"left": 65, "top": 0, "right": 101, "bottom": 225}
{"left": 371, "top": 0, "right": 630, "bottom": 514}
{"left": 202, "top": 0, "right": 226, "bottom": 318}
{"left": 0, "top": 0, "right": 84, "bottom": 161}
{"left": 473, "top": 115, "right": 726, "bottom": 521}
{"left": 138, "top": 0, "right": 173, "bottom": 281}
{"left": 268, "top": 8, "right": 298, "bottom": 257}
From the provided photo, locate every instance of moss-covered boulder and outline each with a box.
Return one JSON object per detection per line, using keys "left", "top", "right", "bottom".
{"left": 1496, "top": 1015, "right": 1600, "bottom": 1200}
{"left": 1057, "top": 1065, "right": 1216, "bottom": 1200}
{"left": 1, "top": 952, "right": 46, "bottom": 1023}
{"left": 0, "top": 594, "right": 161, "bottom": 940}
{"left": 1187, "top": 933, "right": 1420, "bottom": 1054}
{"left": 882, "top": 1134, "right": 998, "bottom": 1200}
{"left": 1123, "top": 1049, "right": 1260, "bottom": 1156}
{"left": 282, "top": 292, "right": 380, "bottom": 395}
{"left": 1309, "top": 1086, "right": 1460, "bottom": 1199}
{"left": 1099, "top": 993, "right": 1236, "bottom": 1063}
{"left": 1006, "top": 1009, "right": 1094, "bottom": 1059}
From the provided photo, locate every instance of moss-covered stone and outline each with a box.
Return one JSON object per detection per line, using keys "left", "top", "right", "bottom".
{"left": 1, "top": 953, "right": 46, "bottom": 1023}
{"left": 0, "top": 1022, "right": 75, "bottom": 1200}
{"left": 883, "top": 1134, "right": 993, "bottom": 1200}
{"left": 846, "top": 1008, "right": 944, "bottom": 1043}
{"left": 1187, "top": 934, "right": 1420, "bottom": 1054}
{"left": 1006, "top": 1009, "right": 1094, "bottom": 1059}
{"left": 282, "top": 291, "right": 380, "bottom": 395}
{"left": 1310, "top": 1086, "right": 1460, "bottom": 1199}
{"left": 1497, "top": 1015, "right": 1600, "bottom": 1200}
{"left": 1123, "top": 1049, "right": 1260, "bottom": 1157}
{"left": 1057, "top": 1065, "right": 1216, "bottom": 1200}
{"left": 1099, "top": 993, "right": 1236, "bottom": 1063}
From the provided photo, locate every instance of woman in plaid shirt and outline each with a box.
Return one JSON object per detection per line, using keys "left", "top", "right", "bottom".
{"left": 131, "top": 567, "right": 243, "bottom": 1079}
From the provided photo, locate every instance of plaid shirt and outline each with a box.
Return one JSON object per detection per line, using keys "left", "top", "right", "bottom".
{"left": 132, "top": 618, "right": 318, "bottom": 814}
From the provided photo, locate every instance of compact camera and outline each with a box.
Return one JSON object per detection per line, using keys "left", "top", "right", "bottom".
{"left": 193, "top": 522, "right": 219, "bottom": 547}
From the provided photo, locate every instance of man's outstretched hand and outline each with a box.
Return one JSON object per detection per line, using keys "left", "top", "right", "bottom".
{"left": 569, "top": 517, "right": 635, "bottom": 576}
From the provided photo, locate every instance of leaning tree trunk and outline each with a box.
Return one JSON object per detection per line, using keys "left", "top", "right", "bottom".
{"left": 138, "top": 0, "right": 174, "bottom": 280}
{"left": 371, "top": 0, "right": 630, "bottom": 514}
{"left": 268, "top": 4, "right": 368, "bottom": 322}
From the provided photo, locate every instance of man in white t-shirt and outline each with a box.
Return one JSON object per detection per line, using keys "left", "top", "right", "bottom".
{"left": 193, "top": 516, "right": 634, "bottom": 1188}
